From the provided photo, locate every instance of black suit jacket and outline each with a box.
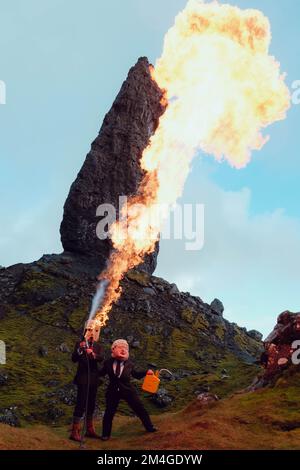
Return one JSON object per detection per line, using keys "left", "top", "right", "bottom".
{"left": 98, "top": 358, "right": 147, "bottom": 395}
{"left": 72, "top": 341, "right": 104, "bottom": 386}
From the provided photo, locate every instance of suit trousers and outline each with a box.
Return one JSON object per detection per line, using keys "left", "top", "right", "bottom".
{"left": 73, "top": 383, "right": 98, "bottom": 419}
{"left": 102, "top": 389, "right": 153, "bottom": 437}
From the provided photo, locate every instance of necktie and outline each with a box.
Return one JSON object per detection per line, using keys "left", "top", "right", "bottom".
{"left": 116, "top": 360, "right": 121, "bottom": 377}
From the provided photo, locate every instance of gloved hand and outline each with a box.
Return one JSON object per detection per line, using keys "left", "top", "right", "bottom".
{"left": 86, "top": 348, "right": 96, "bottom": 358}
{"left": 78, "top": 341, "right": 87, "bottom": 353}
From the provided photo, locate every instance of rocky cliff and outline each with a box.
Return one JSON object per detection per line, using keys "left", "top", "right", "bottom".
{"left": 60, "top": 57, "right": 165, "bottom": 274}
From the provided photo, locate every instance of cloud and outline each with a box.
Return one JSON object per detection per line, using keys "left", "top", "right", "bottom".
{"left": 155, "top": 163, "right": 300, "bottom": 337}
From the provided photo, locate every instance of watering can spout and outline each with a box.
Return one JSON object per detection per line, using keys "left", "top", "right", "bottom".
{"left": 158, "top": 368, "right": 172, "bottom": 377}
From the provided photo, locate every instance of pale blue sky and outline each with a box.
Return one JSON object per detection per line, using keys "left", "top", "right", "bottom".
{"left": 0, "top": 1, "right": 299, "bottom": 336}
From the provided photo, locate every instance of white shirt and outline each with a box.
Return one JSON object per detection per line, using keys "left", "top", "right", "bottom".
{"left": 113, "top": 360, "right": 125, "bottom": 378}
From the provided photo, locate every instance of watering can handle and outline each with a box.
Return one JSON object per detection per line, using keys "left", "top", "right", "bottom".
{"left": 158, "top": 368, "right": 173, "bottom": 376}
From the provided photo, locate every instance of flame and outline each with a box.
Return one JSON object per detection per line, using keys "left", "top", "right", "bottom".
{"left": 92, "top": 0, "right": 290, "bottom": 327}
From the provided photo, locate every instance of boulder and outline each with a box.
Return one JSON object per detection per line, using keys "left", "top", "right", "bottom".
{"left": 38, "top": 346, "right": 48, "bottom": 357}
{"left": 210, "top": 298, "right": 224, "bottom": 316}
{"left": 247, "top": 330, "right": 263, "bottom": 342}
{"left": 151, "top": 388, "right": 173, "bottom": 407}
{"left": 58, "top": 343, "right": 70, "bottom": 353}
{"left": 169, "top": 283, "right": 180, "bottom": 295}
{"left": 0, "top": 373, "right": 8, "bottom": 386}
{"left": 0, "top": 407, "right": 20, "bottom": 427}
{"left": 196, "top": 392, "right": 219, "bottom": 405}
{"left": 143, "top": 287, "right": 156, "bottom": 296}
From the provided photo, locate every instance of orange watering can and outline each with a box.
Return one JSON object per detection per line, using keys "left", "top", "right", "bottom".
{"left": 142, "top": 368, "right": 173, "bottom": 394}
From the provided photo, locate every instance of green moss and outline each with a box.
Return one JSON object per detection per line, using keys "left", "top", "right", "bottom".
{"left": 193, "top": 313, "right": 209, "bottom": 330}
{"left": 0, "top": 307, "right": 78, "bottom": 425}
{"left": 68, "top": 302, "right": 89, "bottom": 331}
{"left": 210, "top": 355, "right": 259, "bottom": 398}
{"left": 164, "top": 328, "right": 199, "bottom": 369}
{"left": 181, "top": 308, "right": 194, "bottom": 324}
{"left": 20, "top": 271, "right": 56, "bottom": 291}
{"left": 214, "top": 324, "right": 226, "bottom": 340}
{"left": 232, "top": 326, "right": 251, "bottom": 350}
{"left": 126, "top": 269, "right": 150, "bottom": 287}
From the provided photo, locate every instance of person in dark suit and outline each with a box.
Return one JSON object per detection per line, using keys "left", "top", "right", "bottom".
{"left": 99, "top": 339, "right": 157, "bottom": 440}
{"left": 70, "top": 320, "right": 104, "bottom": 441}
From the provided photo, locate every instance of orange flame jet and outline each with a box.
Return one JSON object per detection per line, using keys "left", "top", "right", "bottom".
{"left": 91, "top": 0, "right": 291, "bottom": 328}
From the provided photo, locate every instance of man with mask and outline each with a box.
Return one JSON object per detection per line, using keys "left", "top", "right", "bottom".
{"left": 70, "top": 319, "right": 104, "bottom": 441}
{"left": 99, "top": 339, "right": 157, "bottom": 440}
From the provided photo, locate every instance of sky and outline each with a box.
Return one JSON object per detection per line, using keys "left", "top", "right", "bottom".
{"left": 0, "top": 0, "right": 299, "bottom": 337}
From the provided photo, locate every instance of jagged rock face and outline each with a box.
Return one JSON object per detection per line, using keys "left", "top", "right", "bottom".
{"left": 264, "top": 310, "right": 300, "bottom": 346}
{"left": 249, "top": 310, "right": 300, "bottom": 390}
{"left": 60, "top": 57, "right": 166, "bottom": 274}
{"left": 262, "top": 311, "right": 300, "bottom": 377}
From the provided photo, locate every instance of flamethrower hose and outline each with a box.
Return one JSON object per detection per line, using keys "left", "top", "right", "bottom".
{"left": 79, "top": 345, "right": 91, "bottom": 448}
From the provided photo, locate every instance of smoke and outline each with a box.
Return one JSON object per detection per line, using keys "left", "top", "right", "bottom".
{"left": 89, "top": 279, "right": 109, "bottom": 321}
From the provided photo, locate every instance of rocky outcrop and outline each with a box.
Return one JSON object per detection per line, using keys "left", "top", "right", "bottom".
{"left": 264, "top": 310, "right": 300, "bottom": 346}
{"left": 196, "top": 392, "right": 219, "bottom": 406}
{"left": 248, "top": 311, "right": 300, "bottom": 390}
{"left": 247, "top": 330, "right": 263, "bottom": 342}
{"left": 210, "top": 298, "right": 224, "bottom": 317}
{"left": 60, "top": 57, "right": 166, "bottom": 274}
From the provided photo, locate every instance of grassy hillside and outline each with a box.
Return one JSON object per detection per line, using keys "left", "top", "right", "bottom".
{"left": 1, "top": 366, "right": 299, "bottom": 450}
{"left": 0, "top": 259, "right": 262, "bottom": 427}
